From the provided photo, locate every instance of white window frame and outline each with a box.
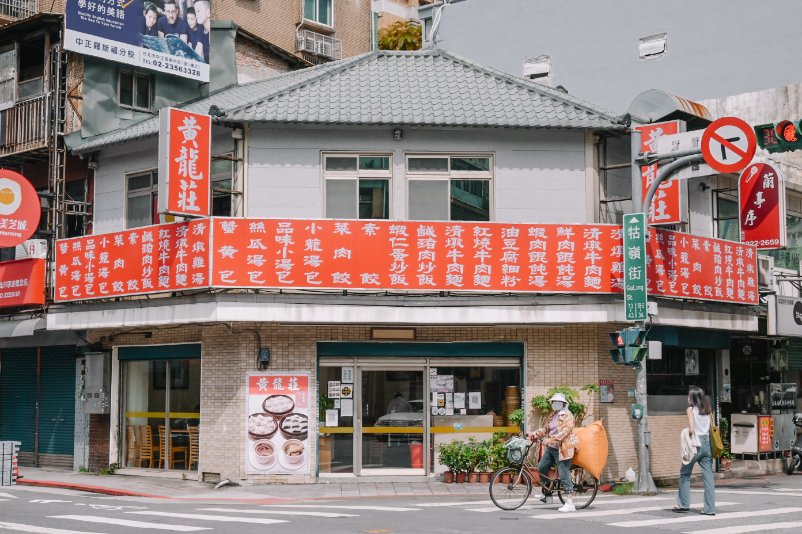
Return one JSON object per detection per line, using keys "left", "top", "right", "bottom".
{"left": 323, "top": 153, "right": 393, "bottom": 219}
{"left": 118, "top": 69, "right": 154, "bottom": 113}
{"left": 405, "top": 154, "right": 494, "bottom": 221}
{"left": 125, "top": 168, "right": 158, "bottom": 229}
{"left": 303, "top": 0, "right": 335, "bottom": 29}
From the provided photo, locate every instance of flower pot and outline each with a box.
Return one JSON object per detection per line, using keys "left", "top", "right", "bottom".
{"left": 478, "top": 471, "right": 491, "bottom": 483}
{"left": 442, "top": 471, "right": 455, "bottom": 483}
{"left": 455, "top": 472, "right": 466, "bottom": 483}
{"left": 467, "top": 472, "right": 479, "bottom": 483}
{"left": 500, "top": 472, "right": 511, "bottom": 484}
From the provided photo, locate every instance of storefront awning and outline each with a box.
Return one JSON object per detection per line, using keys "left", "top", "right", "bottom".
{"left": 0, "top": 318, "right": 45, "bottom": 338}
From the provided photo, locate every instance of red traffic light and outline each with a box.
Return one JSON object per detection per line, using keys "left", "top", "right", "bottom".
{"left": 776, "top": 120, "right": 798, "bottom": 143}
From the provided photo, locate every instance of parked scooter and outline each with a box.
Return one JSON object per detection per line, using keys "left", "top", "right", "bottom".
{"left": 788, "top": 412, "right": 802, "bottom": 475}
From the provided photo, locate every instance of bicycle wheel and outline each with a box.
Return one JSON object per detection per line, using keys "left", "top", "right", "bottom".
{"left": 489, "top": 467, "right": 532, "bottom": 510}
{"left": 557, "top": 467, "right": 599, "bottom": 509}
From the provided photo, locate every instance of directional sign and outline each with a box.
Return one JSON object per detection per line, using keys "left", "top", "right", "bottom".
{"left": 701, "top": 116, "right": 757, "bottom": 174}
{"left": 624, "top": 213, "right": 648, "bottom": 321}
{"left": 656, "top": 130, "right": 715, "bottom": 179}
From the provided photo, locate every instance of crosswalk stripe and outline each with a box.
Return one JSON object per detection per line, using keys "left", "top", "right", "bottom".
{"left": 261, "top": 504, "right": 419, "bottom": 511}
{"left": 608, "top": 507, "right": 802, "bottom": 527}
{"left": 417, "top": 500, "right": 493, "bottom": 507}
{"left": 466, "top": 496, "right": 676, "bottom": 513}
{"left": 197, "top": 507, "right": 358, "bottom": 518}
{"left": 692, "top": 489, "right": 802, "bottom": 498}
{"left": 126, "top": 511, "right": 288, "bottom": 525}
{"left": 49, "top": 515, "right": 210, "bottom": 532}
{"left": 0, "top": 522, "right": 106, "bottom": 534}
{"left": 530, "top": 502, "right": 739, "bottom": 520}
{"left": 684, "top": 520, "right": 802, "bottom": 534}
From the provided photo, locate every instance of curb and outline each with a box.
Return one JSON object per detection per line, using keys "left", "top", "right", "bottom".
{"left": 17, "top": 479, "right": 169, "bottom": 499}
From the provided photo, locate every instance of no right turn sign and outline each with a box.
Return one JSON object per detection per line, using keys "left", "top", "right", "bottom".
{"left": 701, "top": 116, "right": 757, "bottom": 174}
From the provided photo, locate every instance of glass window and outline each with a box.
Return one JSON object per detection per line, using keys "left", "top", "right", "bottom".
{"left": 304, "top": 0, "right": 333, "bottom": 26}
{"left": 0, "top": 47, "right": 16, "bottom": 106}
{"left": 324, "top": 153, "right": 391, "bottom": 219}
{"left": 407, "top": 155, "right": 493, "bottom": 221}
{"left": 126, "top": 170, "right": 158, "bottom": 229}
{"left": 714, "top": 191, "right": 739, "bottom": 242}
{"left": 119, "top": 69, "right": 153, "bottom": 112}
{"left": 135, "top": 74, "right": 152, "bottom": 110}
{"left": 211, "top": 156, "right": 235, "bottom": 217}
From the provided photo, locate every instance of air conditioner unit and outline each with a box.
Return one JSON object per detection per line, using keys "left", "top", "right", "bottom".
{"left": 758, "top": 254, "right": 774, "bottom": 289}
{"left": 15, "top": 239, "right": 47, "bottom": 260}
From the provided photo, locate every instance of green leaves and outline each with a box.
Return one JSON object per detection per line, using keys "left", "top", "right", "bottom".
{"left": 378, "top": 21, "right": 422, "bottom": 51}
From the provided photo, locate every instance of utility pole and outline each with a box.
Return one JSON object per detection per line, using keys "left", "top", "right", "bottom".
{"left": 630, "top": 129, "right": 704, "bottom": 495}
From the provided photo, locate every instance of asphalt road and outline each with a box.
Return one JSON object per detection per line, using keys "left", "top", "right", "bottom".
{"left": 2, "top": 475, "right": 802, "bottom": 534}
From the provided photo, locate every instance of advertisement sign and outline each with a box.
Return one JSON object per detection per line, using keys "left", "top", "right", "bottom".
{"left": 768, "top": 295, "right": 802, "bottom": 336}
{"left": 738, "top": 162, "right": 786, "bottom": 250}
{"left": 246, "top": 372, "right": 310, "bottom": 475}
{"left": 770, "top": 383, "right": 797, "bottom": 410}
{"left": 647, "top": 228, "right": 758, "bottom": 305}
{"left": 64, "top": 0, "right": 210, "bottom": 82}
{"left": 158, "top": 108, "right": 212, "bottom": 217}
{"left": 637, "top": 121, "right": 683, "bottom": 225}
{"left": 758, "top": 415, "right": 774, "bottom": 453}
{"left": 211, "top": 219, "right": 625, "bottom": 293}
{"left": 54, "top": 219, "right": 210, "bottom": 302}
{"left": 599, "top": 380, "right": 614, "bottom": 403}
{"left": 0, "top": 258, "right": 45, "bottom": 308}
{"left": 623, "top": 213, "right": 647, "bottom": 321}
{"left": 0, "top": 170, "right": 41, "bottom": 248}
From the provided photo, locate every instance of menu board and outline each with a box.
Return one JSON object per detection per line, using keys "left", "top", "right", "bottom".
{"left": 246, "top": 372, "right": 310, "bottom": 475}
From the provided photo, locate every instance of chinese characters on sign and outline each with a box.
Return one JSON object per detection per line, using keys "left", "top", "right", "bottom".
{"left": 64, "top": 0, "right": 210, "bottom": 82}
{"left": 738, "top": 162, "right": 786, "bottom": 250}
{"left": 211, "top": 219, "right": 624, "bottom": 293}
{"left": 0, "top": 170, "right": 41, "bottom": 248}
{"left": 0, "top": 259, "right": 45, "bottom": 308}
{"left": 246, "top": 372, "right": 310, "bottom": 475}
{"left": 54, "top": 220, "right": 210, "bottom": 302}
{"left": 53, "top": 218, "right": 758, "bottom": 306}
{"left": 158, "top": 108, "right": 212, "bottom": 217}
{"left": 623, "top": 213, "right": 648, "bottom": 321}
{"left": 637, "top": 121, "right": 683, "bottom": 225}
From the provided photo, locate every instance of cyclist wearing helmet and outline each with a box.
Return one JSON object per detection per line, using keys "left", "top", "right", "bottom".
{"left": 531, "top": 392, "right": 579, "bottom": 512}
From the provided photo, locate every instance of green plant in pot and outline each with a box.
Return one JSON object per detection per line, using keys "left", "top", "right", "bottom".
{"left": 319, "top": 393, "right": 334, "bottom": 422}
{"left": 464, "top": 438, "right": 481, "bottom": 483}
{"left": 474, "top": 441, "right": 492, "bottom": 483}
{"left": 438, "top": 440, "right": 463, "bottom": 483}
{"left": 507, "top": 408, "right": 526, "bottom": 432}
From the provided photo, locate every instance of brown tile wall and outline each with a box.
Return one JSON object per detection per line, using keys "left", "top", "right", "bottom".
{"left": 88, "top": 414, "right": 110, "bottom": 471}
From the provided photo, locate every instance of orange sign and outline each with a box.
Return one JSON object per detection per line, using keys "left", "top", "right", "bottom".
{"left": 158, "top": 108, "right": 211, "bottom": 217}
{"left": 758, "top": 415, "right": 774, "bottom": 453}
{"left": 0, "top": 258, "right": 46, "bottom": 308}
{"left": 54, "top": 220, "right": 210, "bottom": 302}
{"left": 0, "top": 169, "right": 41, "bottom": 248}
{"left": 637, "top": 121, "right": 682, "bottom": 225}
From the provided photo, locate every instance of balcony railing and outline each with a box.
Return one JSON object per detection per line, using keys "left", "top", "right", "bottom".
{"left": 0, "top": 93, "right": 50, "bottom": 157}
{"left": 296, "top": 29, "right": 342, "bottom": 60}
{"left": 0, "top": 0, "right": 37, "bottom": 21}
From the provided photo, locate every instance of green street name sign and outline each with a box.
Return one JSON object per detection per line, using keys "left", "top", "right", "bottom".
{"left": 624, "top": 213, "right": 647, "bottom": 321}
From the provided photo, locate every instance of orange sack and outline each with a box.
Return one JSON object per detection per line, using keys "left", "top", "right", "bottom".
{"left": 571, "top": 420, "right": 609, "bottom": 480}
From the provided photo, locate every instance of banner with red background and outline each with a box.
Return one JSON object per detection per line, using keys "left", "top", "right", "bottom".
{"left": 638, "top": 121, "right": 683, "bottom": 225}
{"left": 0, "top": 258, "right": 45, "bottom": 307}
{"left": 738, "top": 162, "right": 786, "bottom": 249}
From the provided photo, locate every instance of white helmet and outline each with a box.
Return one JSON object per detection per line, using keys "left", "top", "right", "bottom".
{"left": 549, "top": 393, "right": 568, "bottom": 406}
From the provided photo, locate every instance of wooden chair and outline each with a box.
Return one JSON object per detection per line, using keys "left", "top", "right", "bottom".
{"left": 138, "top": 425, "right": 159, "bottom": 468}
{"left": 125, "top": 425, "right": 138, "bottom": 467}
{"left": 159, "top": 425, "right": 188, "bottom": 469}
{"left": 187, "top": 426, "right": 199, "bottom": 471}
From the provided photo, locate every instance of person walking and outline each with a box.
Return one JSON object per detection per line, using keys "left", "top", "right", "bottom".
{"left": 674, "top": 385, "right": 716, "bottom": 515}
{"left": 531, "top": 392, "right": 579, "bottom": 512}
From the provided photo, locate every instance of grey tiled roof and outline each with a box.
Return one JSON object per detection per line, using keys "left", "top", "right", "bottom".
{"left": 70, "top": 49, "right": 624, "bottom": 154}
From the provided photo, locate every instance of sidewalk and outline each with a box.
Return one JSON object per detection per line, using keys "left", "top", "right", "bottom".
{"left": 15, "top": 467, "right": 493, "bottom": 502}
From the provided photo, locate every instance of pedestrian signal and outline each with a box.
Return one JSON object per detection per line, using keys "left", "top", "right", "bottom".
{"left": 610, "top": 327, "right": 647, "bottom": 366}
{"left": 609, "top": 331, "right": 625, "bottom": 364}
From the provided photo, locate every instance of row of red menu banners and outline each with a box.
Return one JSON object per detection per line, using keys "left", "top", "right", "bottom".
{"left": 50, "top": 218, "right": 758, "bottom": 306}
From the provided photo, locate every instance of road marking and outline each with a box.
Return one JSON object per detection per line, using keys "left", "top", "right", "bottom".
{"left": 692, "top": 489, "right": 802, "bottom": 498}
{"left": 127, "top": 511, "right": 288, "bottom": 525}
{"left": 262, "top": 504, "right": 420, "bottom": 511}
{"left": 684, "top": 520, "right": 802, "bottom": 534}
{"left": 416, "top": 500, "right": 494, "bottom": 507}
{"left": 50, "top": 515, "right": 210, "bottom": 532}
{"left": 530, "top": 502, "right": 739, "bottom": 519}
{"left": 197, "top": 507, "right": 358, "bottom": 518}
{"left": 0, "top": 522, "right": 106, "bottom": 534}
{"left": 608, "top": 507, "right": 802, "bottom": 527}
{"left": 467, "top": 496, "right": 676, "bottom": 513}
{"left": 0, "top": 493, "right": 17, "bottom": 499}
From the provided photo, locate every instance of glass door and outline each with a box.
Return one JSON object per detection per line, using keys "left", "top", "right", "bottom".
{"left": 358, "top": 368, "right": 425, "bottom": 475}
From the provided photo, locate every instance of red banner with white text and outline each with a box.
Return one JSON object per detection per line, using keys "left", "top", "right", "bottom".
{"left": 0, "top": 258, "right": 45, "bottom": 308}
{"left": 53, "top": 218, "right": 758, "bottom": 305}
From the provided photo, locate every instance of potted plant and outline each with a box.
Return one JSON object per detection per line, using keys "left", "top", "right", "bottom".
{"left": 465, "top": 438, "right": 480, "bottom": 483}
{"left": 474, "top": 441, "right": 492, "bottom": 483}
{"left": 507, "top": 408, "right": 526, "bottom": 433}
{"left": 719, "top": 417, "right": 733, "bottom": 470}
{"left": 454, "top": 441, "right": 468, "bottom": 483}
{"left": 488, "top": 432, "right": 509, "bottom": 482}
{"left": 437, "top": 440, "right": 462, "bottom": 483}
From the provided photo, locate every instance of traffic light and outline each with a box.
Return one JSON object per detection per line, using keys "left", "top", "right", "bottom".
{"left": 609, "top": 331, "right": 625, "bottom": 364}
{"left": 621, "top": 326, "right": 648, "bottom": 365}
{"left": 755, "top": 121, "right": 802, "bottom": 153}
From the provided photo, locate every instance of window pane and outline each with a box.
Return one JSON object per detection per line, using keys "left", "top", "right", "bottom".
{"left": 319, "top": 0, "right": 332, "bottom": 25}
{"left": 408, "top": 157, "right": 448, "bottom": 173}
{"left": 0, "top": 48, "right": 16, "bottom": 106}
{"left": 211, "top": 158, "right": 233, "bottom": 184}
{"left": 409, "top": 180, "right": 448, "bottom": 220}
{"left": 451, "top": 180, "right": 490, "bottom": 221}
{"left": 127, "top": 194, "right": 153, "bottom": 229}
{"left": 326, "top": 179, "right": 357, "bottom": 218}
{"left": 450, "top": 157, "right": 490, "bottom": 172}
{"left": 359, "top": 156, "right": 390, "bottom": 171}
{"left": 325, "top": 156, "right": 357, "bottom": 172}
{"left": 127, "top": 173, "right": 152, "bottom": 191}
{"left": 716, "top": 195, "right": 738, "bottom": 218}
{"left": 119, "top": 71, "right": 133, "bottom": 107}
{"left": 304, "top": 0, "right": 315, "bottom": 20}
{"left": 359, "top": 179, "right": 389, "bottom": 219}
{"left": 135, "top": 75, "right": 151, "bottom": 110}
{"left": 212, "top": 189, "right": 232, "bottom": 217}
{"left": 716, "top": 220, "right": 739, "bottom": 242}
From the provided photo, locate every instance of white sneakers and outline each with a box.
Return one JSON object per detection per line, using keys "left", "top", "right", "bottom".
{"left": 557, "top": 501, "right": 576, "bottom": 513}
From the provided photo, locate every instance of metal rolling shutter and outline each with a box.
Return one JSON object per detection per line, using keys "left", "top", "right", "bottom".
{"left": 788, "top": 340, "right": 802, "bottom": 370}
{"left": 0, "top": 348, "right": 37, "bottom": 465}
{"left": 37, "top": 346, "right": 76, "bottom": 468}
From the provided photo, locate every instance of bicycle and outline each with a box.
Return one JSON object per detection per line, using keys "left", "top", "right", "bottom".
{"left": 489, "top": 436, "right": 599, "bottom": 511}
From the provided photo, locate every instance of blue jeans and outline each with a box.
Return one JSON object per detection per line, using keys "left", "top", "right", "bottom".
{"left": 538, "top": 446, "right": 573, "bottom": 494}
{"left": 678, "top": 434, "right": 715, "bottom": 514}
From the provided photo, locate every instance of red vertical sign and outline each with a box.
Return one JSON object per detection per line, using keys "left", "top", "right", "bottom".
{"left": 739, "top": 162, "right": 786, "bottom": 249}
{"left": 638, "top": 121, "right": 683, "bottom": 225}
{"left": 158, "top": 108, "right": 212, "bottom": 217}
